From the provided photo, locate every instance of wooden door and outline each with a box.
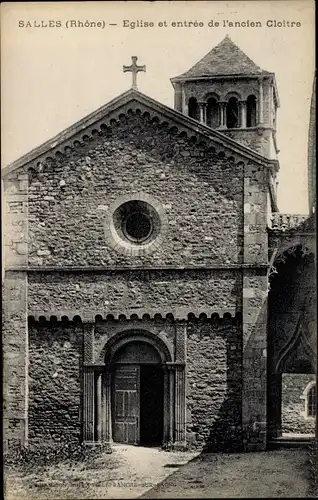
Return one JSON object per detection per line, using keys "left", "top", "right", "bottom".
{"left": 112, "top": 365, "right": 140, "bottom": 444}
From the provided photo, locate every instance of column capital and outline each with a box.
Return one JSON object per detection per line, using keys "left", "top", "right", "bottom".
{"left": 84, "top": 363, "right": 105, "bottom": 370}
{"left": 164, "top": 361, "right": 186, "bottom": 370}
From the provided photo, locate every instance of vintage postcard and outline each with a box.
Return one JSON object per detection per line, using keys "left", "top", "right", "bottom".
{"left": 2, "top": 1, "right": 316, "bottom": 499}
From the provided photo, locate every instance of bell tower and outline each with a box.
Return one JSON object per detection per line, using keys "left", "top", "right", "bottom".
{"left": 171, "top": 35, "right": 280, "bottom": 160}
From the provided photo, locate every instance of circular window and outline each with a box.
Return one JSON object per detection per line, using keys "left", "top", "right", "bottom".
{"left": 122, "top": 211, "right": 153, "bottom": 242}
{"left": 112, "top": 200, "right": 161, "bottom": 246}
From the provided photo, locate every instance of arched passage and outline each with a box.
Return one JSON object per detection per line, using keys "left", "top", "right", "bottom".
{"left": 267, "top": 245, "right": 316, "bottom": 440}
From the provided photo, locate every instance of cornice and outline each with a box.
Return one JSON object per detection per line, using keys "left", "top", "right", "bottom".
{"left": 171, "top": 72, "right": 275, "bottom": 83}
{"left": 27, "top": 308, "right": 242, "bottom": 323}
{"left": 5, "top": 263, "right": 270, "bottom": 273}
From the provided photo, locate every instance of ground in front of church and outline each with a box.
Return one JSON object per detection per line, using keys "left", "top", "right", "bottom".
{"left": 4, "top": 445, "right": 314, "bottom": 499}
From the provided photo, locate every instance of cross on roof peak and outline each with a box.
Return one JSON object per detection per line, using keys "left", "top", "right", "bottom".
{"left": 123, "top": 56, "right": 146, "bottom": 90}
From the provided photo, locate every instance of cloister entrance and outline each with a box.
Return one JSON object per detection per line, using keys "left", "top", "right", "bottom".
{"left": 267, "top": 244, "right": 316, "bottom": 441}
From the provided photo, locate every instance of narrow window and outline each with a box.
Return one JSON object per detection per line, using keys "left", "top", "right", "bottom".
{"left": 226, "top": 97, "right": 239, "bottom": 128}
{"left": 307, "top": 384, "right": 316, "bottom": 417}
{"left": 247, "top": 95, "right": 257, "bottom": 127}
{"left": 206, "top": 98, "right": 219, "bottom": 128}
{"left": 188, "top": 97, "right": 199, "bottom": 121}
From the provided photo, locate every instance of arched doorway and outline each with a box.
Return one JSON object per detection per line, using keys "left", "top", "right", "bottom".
{"left": 111, "top": 340, "right": 164, "bottom": 445}
{"left": 267, "top": 245, "right": 316, "bottom": 440}
{"left": 82, "top": 328, "right": 186, "bottom": 449}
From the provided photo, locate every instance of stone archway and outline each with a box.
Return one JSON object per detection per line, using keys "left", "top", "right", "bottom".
{"left": 82, "top": 328, "right": 186, "bottom": 449}
{"left": 267, "top": 244, "right": 316, "bottom": 441}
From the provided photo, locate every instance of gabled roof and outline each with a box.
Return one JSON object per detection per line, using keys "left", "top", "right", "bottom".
{"left": 172, "top": 35, "right": 271, "bottom": 80}
{"left": 2, "top": 88, "right": 278, "bottom": 179}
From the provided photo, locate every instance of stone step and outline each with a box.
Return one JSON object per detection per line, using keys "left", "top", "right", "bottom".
{"left": 267, "top": 437, "right": 314, "bottom": 450}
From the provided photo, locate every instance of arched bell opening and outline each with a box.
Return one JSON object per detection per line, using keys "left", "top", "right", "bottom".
{"left": 188, "top": 97, "right": 199, "bottom": 121}
{"left": 226, "top": 97, "right": 239, "bottom": 128}
{"left": 246, "top": 95, "right": 257, "bottom": 127}
{"left": 206, "top": 97, "right": 219, "bottom": 128}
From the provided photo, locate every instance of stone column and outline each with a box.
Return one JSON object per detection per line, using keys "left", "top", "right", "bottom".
{"left": 173, "top": 321, "right": 187, "bottom": 449}
{"left": 169, "top": 367, "right": 175, "bottom": 444}
{"left": 181, "top": 83, "right": 188, "bottom": 116}
{"left": 239, "top": 100, "right": 247, "bottom": 128}
{"left": 258, "top": 78, "right": 264, "bottom": 125}
{"left": 174, "top": 82, "right": 183, "bottom": 112}
{"left": 198, "top": 102, "right": 206, "bottom": 124}
{"left": 174, "top": 365, "right": 186, "bottom": 448}
{"left": 83, "top": 367, "right": 95, "bottom": 443}
{"left": 82, "top": 323, "right": 95, "bottom": 444}
{"left": 3, "top": 172, "right": 29, "bottom": 450}
{"left": 96, "top": 371, "right": 102, "bottom": 442}
{"left": 218, "top": 101, "right": 227, "bottom": 129}
{"left": 101, "top": 368, "right": 113, "bottom": 444}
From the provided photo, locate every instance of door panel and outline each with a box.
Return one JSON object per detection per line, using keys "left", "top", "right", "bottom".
{"left": 113, "top": 365, "right": 140, "bottom": 444}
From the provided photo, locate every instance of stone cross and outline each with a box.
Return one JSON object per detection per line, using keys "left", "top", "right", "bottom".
{"left": 123, "top": 56, "right": 146, "bottom": 90}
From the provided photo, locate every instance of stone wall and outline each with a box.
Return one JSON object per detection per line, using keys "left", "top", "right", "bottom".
{"left": 2, "top": 272, "right": 28, "bottom": 450}
{"left": 27, "top": 112, "right": 244, "bottom": 268}
{"left": 28, "top": 322, "right": 82, "bottom": 446}
{"left": 27, "top": 269, "right": 242, "bottom": 320}
{"left": 186, "top": 320, "right": 242, "bottom": 451}
{"left": 222, "top": 128, "right": 271, "bottom": 158}
{"left": 26, "top": 317, "right": 243, "bottom": 450}
{"left": 282, "top": 374, "right": 316, "bottom": 434}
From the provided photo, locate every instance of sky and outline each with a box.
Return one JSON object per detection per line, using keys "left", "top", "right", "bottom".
{"left": 1, "top": 0, "right": 315, "bottom": 213}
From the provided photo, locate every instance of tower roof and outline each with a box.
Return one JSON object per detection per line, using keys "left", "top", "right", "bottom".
{"left": 172, "top": 35, "right": 271, "bottom": 80}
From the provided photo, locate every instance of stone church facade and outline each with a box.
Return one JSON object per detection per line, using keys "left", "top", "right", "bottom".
{"left": 3, "top": 37, "right": 316, "bottom": 453}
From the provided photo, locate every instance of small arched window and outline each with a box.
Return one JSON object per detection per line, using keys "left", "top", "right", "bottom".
{"left": 188, "top": 97, "right": 199, "bottom": 121}
{"left": 307, "top": 383, "right": 316, "bottom": 417}
{"left": 247, "top": 95, "right": 257, "bottom": 128}
{"left": 226, "top": 97, "right": 239, "bottom": 128}
{"left": 206, "top": 98, "right": 219, "bottom": 128}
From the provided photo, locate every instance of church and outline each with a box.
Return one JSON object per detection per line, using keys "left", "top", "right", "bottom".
{"left": 3, "top": 36, "right": 316, "bottom": 453}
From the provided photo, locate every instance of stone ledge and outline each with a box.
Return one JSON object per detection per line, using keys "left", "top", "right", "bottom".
{"left": 5, "top": 263, "right": 270, "bottom": 272}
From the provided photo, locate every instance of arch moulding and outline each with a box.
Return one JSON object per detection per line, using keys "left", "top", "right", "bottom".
{"left": 99, "top": 328, "right": 173, "bottom": 364}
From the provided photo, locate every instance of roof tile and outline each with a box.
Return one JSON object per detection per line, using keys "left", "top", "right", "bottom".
{"left": 173, "top": 35, "right": 271, "bottom": 79}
